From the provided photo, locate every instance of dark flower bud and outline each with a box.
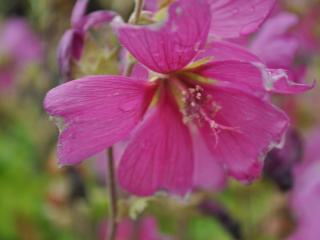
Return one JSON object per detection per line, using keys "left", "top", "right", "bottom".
{"left": 264, "top": 128, "right": 304, "bottom": 191}
{"left": 198, "top": 200, "right": 243, "bottom": 240}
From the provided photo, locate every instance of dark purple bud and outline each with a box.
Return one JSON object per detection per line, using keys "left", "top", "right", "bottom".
{"left": 66, "top": 167, "right": 87, "bottom": 202}
{"left": 57, "top": 29, "right": 84, "bottom": 82}
{"left": 264, "top": 128, "right": 304, "bottom": 191}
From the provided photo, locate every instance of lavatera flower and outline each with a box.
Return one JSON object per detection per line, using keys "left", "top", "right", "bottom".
{"left": 45, "top": 0, "right": 311, "bottom": 196}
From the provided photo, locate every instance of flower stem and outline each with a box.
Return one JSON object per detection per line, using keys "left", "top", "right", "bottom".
{"left": 130, "top": 0, "right": 145, "bottom": 24}
{"left": 107, "top": 147, "right": 118, "bottom": 240}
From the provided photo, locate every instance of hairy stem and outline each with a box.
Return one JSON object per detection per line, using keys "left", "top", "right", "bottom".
{"left": 107, "top": 147, "right": 118, "bottom": 240}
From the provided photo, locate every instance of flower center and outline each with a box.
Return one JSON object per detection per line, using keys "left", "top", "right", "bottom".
{"left": 180, "top": 84, "right": 240, "bottom": 145}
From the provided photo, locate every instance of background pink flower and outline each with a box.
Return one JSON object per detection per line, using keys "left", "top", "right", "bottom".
{"left": 0, "top": 18, "right": 43, "bottom": 89}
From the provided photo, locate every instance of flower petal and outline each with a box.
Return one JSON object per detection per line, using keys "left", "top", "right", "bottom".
{"left": 250, "top": 13, "right": 299, "bottom": 68}
{"left": 208, "top": 0, "right": 276, "bottom": 38}
{"left": 199, "top": 85, "right": 288, "bottom": 182}
{"left": 118, "top": 89, "right": 193, "bottom": 196}
{"left": 197, "top": 61, "right": 314, "bottom": 95}
{"left": 71, "top": 0, "right": 89, "bottom": 28}
{"left": 196, "top": 40, "right": 261, "bottom": 62}
{"left": 44, "top": 75, "right": 155, "bottom": 166}
{"left": 114, "top": 0, "right": 211, "bottom": 73}
{"left": 192, "top": 130, "right": 226, "bottom": 190}
{"left": 197, "top": 60, "right": 267, "bottom": 96}
{"left": 81, "top": 11, "right": 117, "bottom": 31}
{"left": 57, "top": 29, "right": 84, "bottom": 82}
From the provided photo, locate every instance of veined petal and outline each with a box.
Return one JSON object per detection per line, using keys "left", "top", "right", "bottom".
{"left": 197, "top": 60, "right": 267, "bottom": 96}
{"left": 71, "top": 0, "right": 89, "bottom": 28}
{"left": 192, "top": 130, "right": 226, "bottom": 190}
{"left": 197, "top": 61, "right": 314, "bottom": 96}
{"left": 118, "top": 89, "right": 193, "bottom": 196}
{"left": 114, "top": 0, "right": 211, "bottom": 73}
{"left": 208, "top": 0, "right": 276, "bottom": 39}
{"left": 200, "top": 85, "right": 288, "bottom": 182}
{"left": 44, "top": 75, "right": 155, "bottom": 166}
{"left": 196, "top": 40, "right": 261, "bottom": 62}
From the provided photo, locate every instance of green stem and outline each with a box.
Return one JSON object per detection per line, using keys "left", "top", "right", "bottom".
{"left": 130, "top": 0, "right": 145, "bottom": 24}
{"left": 107, "top": 147, "right": 118, "bottom": 240}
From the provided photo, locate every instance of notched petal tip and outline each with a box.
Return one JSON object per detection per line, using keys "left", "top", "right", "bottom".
{"left": 254, "top": 63, "right": 315, "bottom": 94}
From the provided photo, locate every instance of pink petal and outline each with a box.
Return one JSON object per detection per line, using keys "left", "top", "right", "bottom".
{"left": 197, "top": 61, "right": 314, "bottom": 95}
{"left": 144, "top": 0, "right": 159, "bottom": 12}
{"left": 259, "top": 67, "right": 315, "bottom": 94}
{"left": 44, "top": 75, "right": 155, "bottom": 166}
{"left": 81, "top": 11, "right": 117, "bottom": 31}
{"left": 130, "top": 63, "right": 150, "bottom": 80}
{"left": 208, "top": 0, "right": 276, "bottom": 38}
{"left": 303, "top": 129, "right": 320, "bottom": 164}
{"left": 192, "top": 130, "right": 226, "bottom": 190}
{"left": 196, "top": 40, "right": 261, "bottom": 62}
{"left": 200, "top": 85, "right": 288, "bottom": 182}
{"left": 71, "top": 0, "right": 89, "bottom": 28}
{"left": 57, "top": 29, "right": 84, "bottom": 81}
{"left": 114, "top": 0, "right": 211, "bottom": 73}
{"left": 197, "top": 60, "right": 267, "bottom": 96}
{"left": 250, "top": 13, "right": 299, "bottom": 68}
{"left": 118, "top": 89, "right": 193, "bottom": 196}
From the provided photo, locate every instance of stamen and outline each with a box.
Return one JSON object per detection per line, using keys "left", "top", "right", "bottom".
{"left": 181, "top": 85, "right": 240, "bottom": 146}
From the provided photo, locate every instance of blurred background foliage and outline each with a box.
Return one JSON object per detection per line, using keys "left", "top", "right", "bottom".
{"left": 0, "top": 0, "right": 319, "bottom": 239}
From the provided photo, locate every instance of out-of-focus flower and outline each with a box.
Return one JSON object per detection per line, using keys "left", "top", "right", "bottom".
{"left": 264, "top": 128, "right": 303, "bottom": 191}
{"left": 45, "top": 0, "right": 317, "bottom": 196}
{"left": 288, "top": 129, "right": 320, "bottom": 240}
{"left": 57, "top": 0, "right": 116, "bottom": 81}
{"left": 296, "top": 4, "right": 320, "bottom": 54}
{"left": 250, "top": 12, "right": 315, "bottom": 90}
{"left": 99, "top": 217, "right": 170, "bottom": 240}
{"left": 0, "top": 18, "right": 43, "bottom": 89}
{"left": 145, "top": 0, "right": 277, "bottom": 39}
{"left": 250, "top": 13, "right": 299, "bottom": 70}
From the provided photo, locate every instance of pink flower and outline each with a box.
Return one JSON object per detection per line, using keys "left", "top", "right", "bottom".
{"left": 99, "top": 217, "right": 170, "bottom": 240}
{"left": 289, "top": 130, "right": 320, "bottom": 240}
{"left": 0, "top": 18, "right": 43, "bottom": 89}
{"left": 250, "top": 13, "right": 299, "bottom": 70}
{"left": 45, "top": 0, "right": 293, "bottom": 196}
{"left": 249, "top": 12, "right": 315, "bottom": 88}
{"left": 57, "top": 0, "right": 116, "bottom": 81}
{"left": 145, "top": 0, "right": 277, "bottom": 39}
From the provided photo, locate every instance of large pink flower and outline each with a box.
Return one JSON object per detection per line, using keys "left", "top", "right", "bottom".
{"left": 57, "top": 0, "right": 116, "bottom": 81}
{"left": 45, "top": 0, "right": 292, "bottom": 196}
